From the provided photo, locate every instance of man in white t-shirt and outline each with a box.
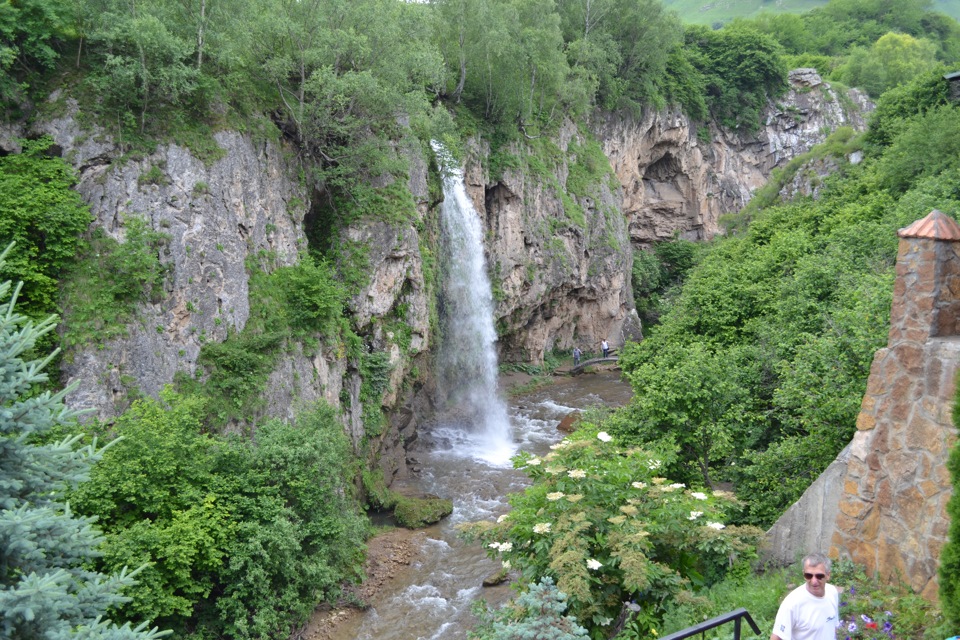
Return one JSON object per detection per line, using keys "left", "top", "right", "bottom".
{"left": 771, "top": 553, "right": 840, "bottom": 640}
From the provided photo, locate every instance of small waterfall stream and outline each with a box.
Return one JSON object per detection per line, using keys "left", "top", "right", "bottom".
{"left": 431, "top": 141, "right": 514, "bottom": 465}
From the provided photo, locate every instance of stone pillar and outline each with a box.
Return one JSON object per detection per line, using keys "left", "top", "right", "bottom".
{"left": 830, "top": 210, "right": 960, "bottom": 601}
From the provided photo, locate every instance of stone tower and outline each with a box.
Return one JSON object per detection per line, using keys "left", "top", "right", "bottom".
{"left": 829, "top": 210, "right": 960, "bottom": 600}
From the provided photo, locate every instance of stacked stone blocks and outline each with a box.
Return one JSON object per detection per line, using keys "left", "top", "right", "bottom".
{"left": 830, "top": 210, "right": 960, "bottom": 601}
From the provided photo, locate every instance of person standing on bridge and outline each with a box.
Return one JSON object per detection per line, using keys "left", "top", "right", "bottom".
{"left": 573, "top": 346, "right": 582, "bottom": 367}
{"left": 601, "top": 339, "right": 609, "bottom": 358}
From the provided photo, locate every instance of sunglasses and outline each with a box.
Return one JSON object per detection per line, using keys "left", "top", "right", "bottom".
{"left": 803, "top": 572, "right": 826, "bottom": 581}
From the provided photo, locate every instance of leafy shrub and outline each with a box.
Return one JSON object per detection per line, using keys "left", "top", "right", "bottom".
{"left": 0, "top": 136, "right": 92, "bottom": 321}
{"left": 461, "top": 425, "right": 762, "bottom": 637}
{"left": 70, "top": 394, "right": 367, "bottom": 639}
{"left": 877, "top": 104, "right": 960, "bottom": 194}
{"left": 60, "top": 216, "right": 170, "bottom": 352}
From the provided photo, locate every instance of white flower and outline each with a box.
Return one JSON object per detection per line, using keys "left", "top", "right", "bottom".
{"left": 707, "top": 522, "right": 726, "bottom": 530}
{"left": 497, "top": 514, "right": 509, "bottom": 523}
{"left": 533, "top": 522, "right": 552, "bottom": 534}
{"left": 631, "top": 481, "right": 647, "bottom": 489}
{"left": 597, "top": 431, "right": 612, "bottom": 442}
{"left": 647, "top": 459, "right": 662, "bottom": 470}
{"left": 550, "top": 440, "right": 570, "bottom": 450}
{"left": 587, "top": 558, "right": 603, "bottom": 570}
{"left": 499, "top": 542, "right": 513, "bottom": 552}
{"left": 527, "top": 457, "right": 542, "bottom": 466}
{"left": 502, "top": 560, "right": 511, "bottom": 569}
{"left": 546, "top": 492, "right": 565, "bottom": 501}
{"left": 568, "top": 469, "right": 587, "bottom": 479}
{"left": 688, "top": 511, "right": 703, "bottom": 520}
{"left": 690, "top": 492, "right": 708, "bottom": 500}
{"left": 545, "top": 466, "right": 564, "bottom": 475}
{"left": 670, "top": 483, "right": 686, "bottom": 490}
{"left": 489, "top": 542, "right": 500, "bottom": 549}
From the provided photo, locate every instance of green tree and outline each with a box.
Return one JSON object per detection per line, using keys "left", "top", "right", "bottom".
{"left": 838, "top": 32, "right": 939, "bottom": 98}
{"left": 0, "top": 249, "right": 165, "bottom": 639}
{"left": 876, "top": 103, "right": 960, "bottom": 193}
{"left": 617, "top": 341, "right": 752, "bottom": 486}
{"left": 683, "top": 24, "right": 787, "bottom": 131}
{"left": 70, "top": 392, "right": 367, "bottom": 639}
{"left": 88, "top": 8, "right": 199, "bottom": 134}
{"left": 0, "top": 0, "right": 70, "bottom": 102}
{"left": 0, "top": 136, "right": 92, "bottom": 322}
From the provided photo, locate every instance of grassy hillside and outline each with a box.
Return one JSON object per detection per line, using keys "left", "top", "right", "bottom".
{"left": 665, "top": 0, "right": 960, "bottom": 26}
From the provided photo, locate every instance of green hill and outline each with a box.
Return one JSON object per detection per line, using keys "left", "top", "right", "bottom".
{"left": 665, "top": 0, "right": 960, "bottom": 26}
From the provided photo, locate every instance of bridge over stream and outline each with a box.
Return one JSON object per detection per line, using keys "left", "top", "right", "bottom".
{"left": 564, "top": 355, "right": 619, "bottom": 375}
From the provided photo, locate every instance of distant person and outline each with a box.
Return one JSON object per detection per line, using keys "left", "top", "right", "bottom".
{"left": 573, "top": 347, "right": 582, "bottom": 367}
{"left": 771, "top": 553, "right": 839, "bottom": 640}
{"left": 601, "top": 339, "right": 609, "bottom": 358}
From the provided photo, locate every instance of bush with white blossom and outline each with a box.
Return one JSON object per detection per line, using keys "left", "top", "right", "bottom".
{"left": 461, "top": 426, "right": 763, "bottom": 638}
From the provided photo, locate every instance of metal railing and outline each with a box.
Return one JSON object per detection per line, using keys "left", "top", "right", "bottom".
{"left": 657, "top": 608, "right": 762, "bottom": 640}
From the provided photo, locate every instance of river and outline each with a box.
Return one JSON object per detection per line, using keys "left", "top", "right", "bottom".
{"left": 329, "top": 370, "right": 633, "bottom": 640}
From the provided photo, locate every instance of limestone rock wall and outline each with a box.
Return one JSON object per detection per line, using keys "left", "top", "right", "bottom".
{"left": 461, "top": 123, "right": 640, "bottom": 364}
{"left": 597, "top": 69, "right": 872, "bottom": 247}
{"left": 19, "top": 97, "right": 432, "bottom": 482}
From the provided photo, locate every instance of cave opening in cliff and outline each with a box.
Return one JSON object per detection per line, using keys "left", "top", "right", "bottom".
{"left": 643, "top": 152, "right": 682, "bottom": 183}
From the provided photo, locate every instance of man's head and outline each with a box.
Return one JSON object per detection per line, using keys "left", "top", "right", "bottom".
{"left": 801, "top": 553, "right": 832, "bottom": 597}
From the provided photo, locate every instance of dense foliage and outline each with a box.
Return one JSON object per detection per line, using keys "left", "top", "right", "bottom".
{"left": 462, "top": 421, "right": 763, "bottom": 639}
{"left": 0, "top": 257, "right": 164, "bottom": 640}
{"left": 613, "top": 69, "right": 960, "bottom": 526}
{"left": 68, "top": 394, "right": 367, "bottom": 640}
{"left": 0, "top": 137, "right": 91, "bottom": 323}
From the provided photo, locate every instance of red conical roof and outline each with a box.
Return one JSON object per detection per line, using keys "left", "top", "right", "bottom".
{"left": 898, "top": 210, "right": 960, "bottom": 241}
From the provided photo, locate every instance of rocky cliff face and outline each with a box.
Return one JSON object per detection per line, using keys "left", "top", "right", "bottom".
{"left": 597, "top": 69, "right": 873, "bottom": 246}
{"left": 14, "top": 95, "right": 432, "bottom": 482}
{"left": 461, "top": 122, "right": 641, "bottom": 364}
{"left": 4, "top": 71, "right": 871, "bottom": 485}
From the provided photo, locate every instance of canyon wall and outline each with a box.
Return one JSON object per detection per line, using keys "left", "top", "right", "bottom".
{"left": 1, "top": 71, "right": 871, "bottom": 484}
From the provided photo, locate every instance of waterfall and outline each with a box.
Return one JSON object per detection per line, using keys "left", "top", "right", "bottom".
{"left": 432, "top": 141, "right": 514, "bottom": 465}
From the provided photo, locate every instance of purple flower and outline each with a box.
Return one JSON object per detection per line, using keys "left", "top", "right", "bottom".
{"left": 883, "top": 621, "right": 893, "bottom": 632}
{"left": 848, "top": 622, "right": 858, "bottom": 632}
{"left": 850, "top": 586, "right": 856, "bottom": 595}
{"left": 861, "top": 614, "right": 873, "bottom": 623}
{"left": 884, "top": 611, "right": 893, "bottom": 617}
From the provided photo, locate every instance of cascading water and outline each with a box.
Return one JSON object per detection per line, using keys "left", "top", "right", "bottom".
{"left": 431, "top": 141, "right": 514, "bottom": 465}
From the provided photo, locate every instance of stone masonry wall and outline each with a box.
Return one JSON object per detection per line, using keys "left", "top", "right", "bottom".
{"left": 830, "top": 211, "right": 960, "bottom": 600}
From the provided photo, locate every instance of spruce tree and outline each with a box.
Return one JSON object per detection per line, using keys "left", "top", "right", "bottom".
{"left": 0, "top": 247, "right": 165, "bottom": 640}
